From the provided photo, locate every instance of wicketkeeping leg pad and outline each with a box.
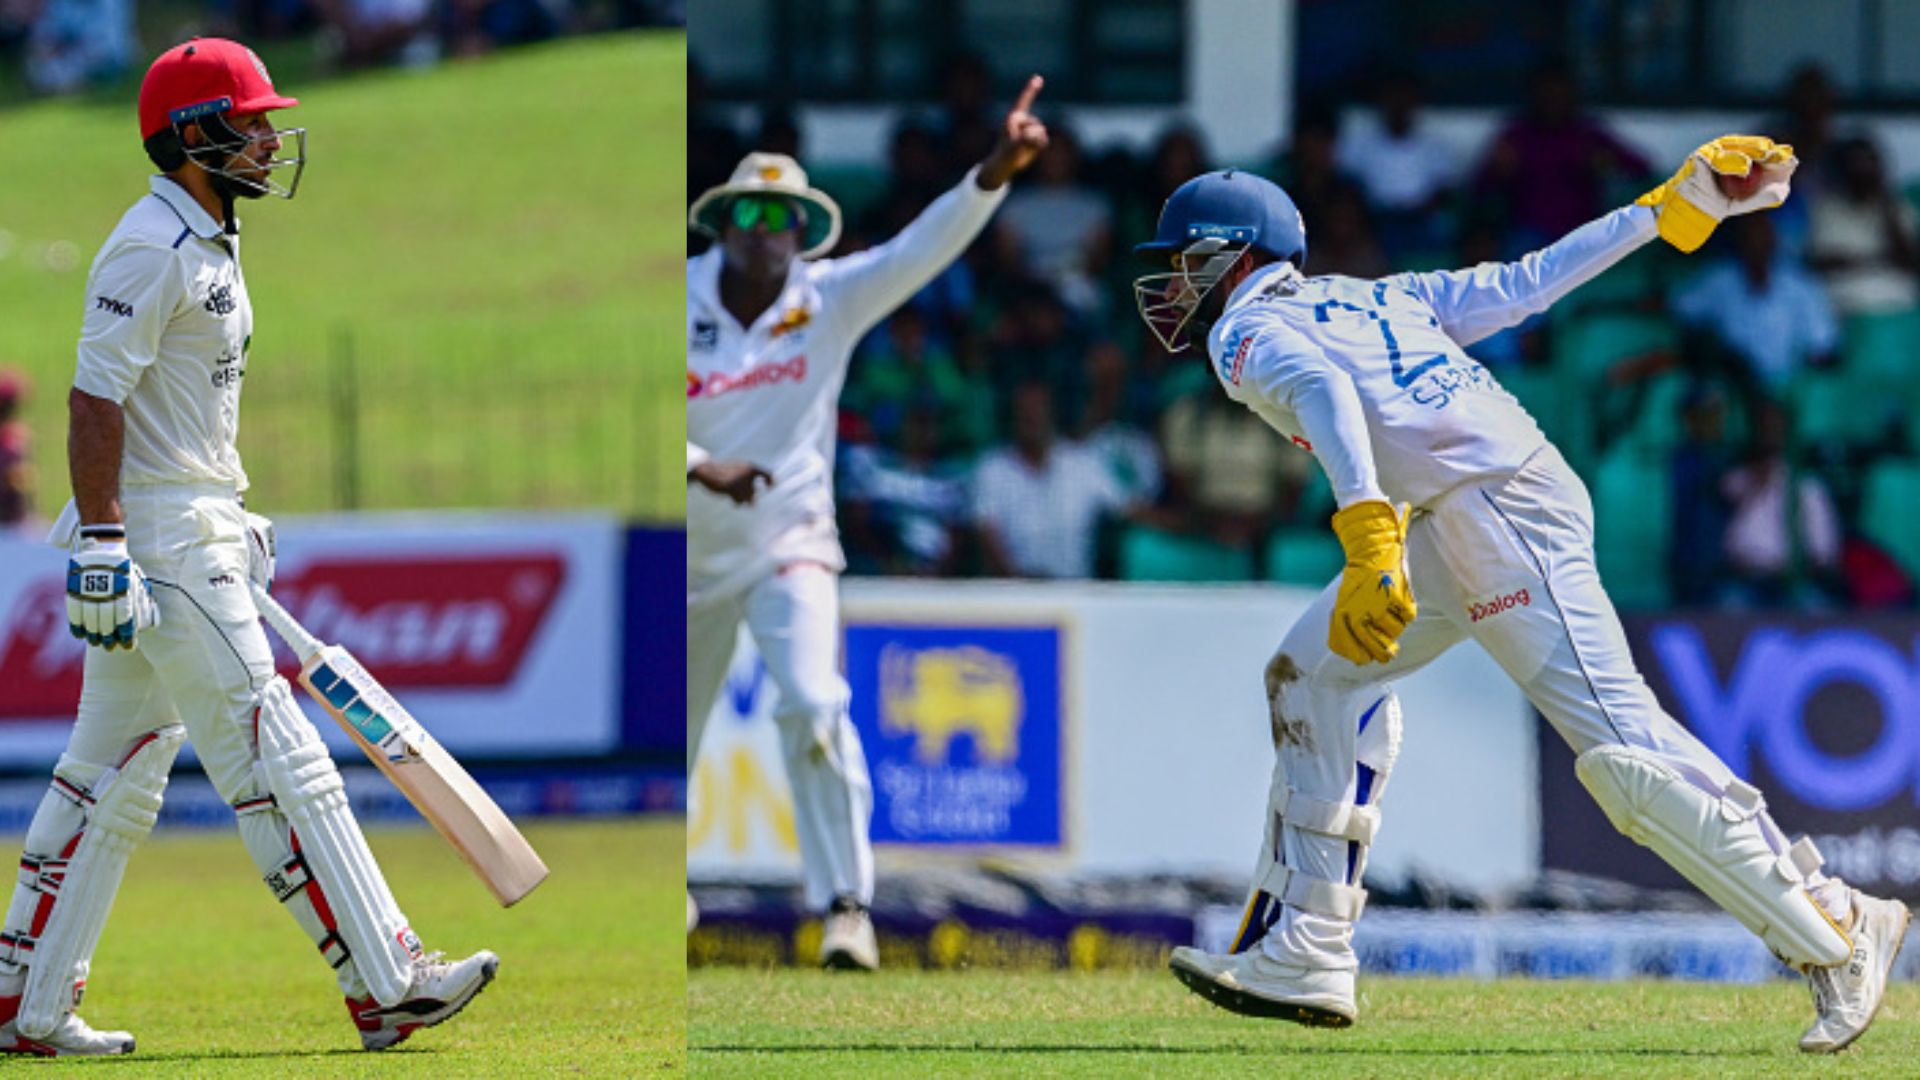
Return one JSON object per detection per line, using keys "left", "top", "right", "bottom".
{"left": 16, "top": 725, "right": 184, "bottom": 1038}
{"left": 1576, "top": 742, "right": 1851, "bottom": 971}
{"left": 253, "top": 678, "right": 419, "bottom": 1006}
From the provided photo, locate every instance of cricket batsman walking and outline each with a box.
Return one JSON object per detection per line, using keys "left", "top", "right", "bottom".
{"left": 686, "top": 78, "right": 1049, "bottom": 970}
{"left": 0, "top": 39, "right": 496, "bottom": 1055}
{"left": 1137, "top": 138, "right": 1910, "bottom": 1052}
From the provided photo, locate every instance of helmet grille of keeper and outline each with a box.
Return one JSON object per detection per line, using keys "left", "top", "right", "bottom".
{"left": 1133, "top": 169, "right": 1308, "bottom": 352}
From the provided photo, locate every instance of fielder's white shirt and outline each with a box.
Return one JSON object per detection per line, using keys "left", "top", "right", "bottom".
{"left": 1207, "top": 204, "right": 1659, "bottom": 509}
{"left": 73, "top": 176, "right": 253, "bottom": 491}
{"left": 686, "top": 167, "right": 1007, "bottom": 602}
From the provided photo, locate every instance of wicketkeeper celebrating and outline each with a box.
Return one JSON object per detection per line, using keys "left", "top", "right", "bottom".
{"left": 1139, "top": 137, "right": 1908, "bottom": 1052}
{"left": 0, "top": 39, "right": 495, "bottom": 1056}
{"left": 687, "top": 78, "right": 1049, "bottom": 970}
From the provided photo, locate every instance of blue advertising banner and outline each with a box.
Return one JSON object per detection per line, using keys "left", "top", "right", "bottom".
{"left": 844, "top": 623, "right": 1065, "bottom": 848}
{"left": 1541, "top": 613, "right": 1920, "bottom": 902}
{"left": 622, "top": 526, "right": 686, "bottom": 754}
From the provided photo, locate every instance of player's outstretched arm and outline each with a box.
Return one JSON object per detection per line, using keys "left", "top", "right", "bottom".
{"left": 1398, "top": 135, "right": 1796, "bottom": 348}
{"left": 817, "top": 75, "right": 1050, "bottom": 337}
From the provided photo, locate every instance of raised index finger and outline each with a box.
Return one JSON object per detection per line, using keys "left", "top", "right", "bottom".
{"left": 1012, "top": 74, "right": 1044, "bottom": 116}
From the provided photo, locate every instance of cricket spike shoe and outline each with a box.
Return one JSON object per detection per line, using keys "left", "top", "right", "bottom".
{"left": 1800, "top": 890, "right": 1911, "bottom": 1053}
{"left": 0, "top": 996, "right": 134, "bottom": 1057}
{"left": 820, "top": 896, "right": 878, "bottom": 971}
{"left": 349, "top": 949, "right": 499, "bottom": 1051}
{"left": 1169, "top": 946, "right": 1356, "bottom": 1027}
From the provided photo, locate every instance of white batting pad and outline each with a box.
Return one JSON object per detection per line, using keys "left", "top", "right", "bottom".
{"left": 18, "top": 726, "right": 184, "bottom": 1038}
{"left": 254, "top": 678, "right": 418, "bottom": 1006}
{"left": 1576, "top": 742, "right": 1851, "bottom": 971}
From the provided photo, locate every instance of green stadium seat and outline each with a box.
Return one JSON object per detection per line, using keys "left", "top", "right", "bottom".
{"left": 1613, "top": 372, "right": 1690, "bottom": 459}
{"left": 1860, "top": 458, "right": 1920, "bottom": 577}
{"left": 1550, "top": 246, "right": 1661, "bottom": 318}
{"left": 1263, "top": 528, "right": 1345, "bottom": 586}
{"left": 805, "top": 165, "right": 890, "bottom": 224}
{"left": 1590, "top": 448, "right": 1671, "bottom": 610}
{"left": 1552, "top": 313, "right": 1679, "bottom": 386}
{"left": 1840, "top": 310, "right": 1920, "bottom": 399}
{"left": 1791, "top": 366, "right": 1882, "bottom": 450}
{"left": 1118, "top": 524, "right": 1254, "bottom": 582}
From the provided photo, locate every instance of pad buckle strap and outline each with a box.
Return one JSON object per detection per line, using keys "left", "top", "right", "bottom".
{"left": 1720, "top": 778, "right": 1764, "bottom": 821}
{"left": 1276, "top": 787, "right": 1380, "bottom": 845}
{"left": 0, "top": 931, "right": 36, "bottom": 965}
{"left": 232, "top": 793, "right": 278, "bottom": 818}
{"left": 1781, "top": 836, "right": 1824, "bottom": 883}
{"left": 264, "top": 854, "right": 313, "bottom": 903}
{"left": 1256, "top": 863, "right": 1368, "bottom": 921}
{"left": 318, "top": 931, "right": 350, "bottom": 970}
{"left": 20, "top": 856, "right": 66, "bottom": 897}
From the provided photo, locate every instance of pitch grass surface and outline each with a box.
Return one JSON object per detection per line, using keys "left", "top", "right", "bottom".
{"left": 0, "top": 33, "right": 685, "bottom": 521}
{"left": 691, "top": 968, "right": 1920, "bottom": 1078}
{"left": 26, "top": 816, "right": 682, "bottom": 1075}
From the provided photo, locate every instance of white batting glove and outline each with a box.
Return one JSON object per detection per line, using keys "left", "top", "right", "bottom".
{"left": 245, "top": 511, "right": 277, "bottom": 592}
{"left": 66, "top": 525, "right": 160, "bottom": 651}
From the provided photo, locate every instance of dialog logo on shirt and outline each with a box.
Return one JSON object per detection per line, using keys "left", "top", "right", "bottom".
{"left": 688, "top": 355, "right": 808, "bottom": 400}
{"left": 1468, "top": 587, "right": 1532, "bottom": 623}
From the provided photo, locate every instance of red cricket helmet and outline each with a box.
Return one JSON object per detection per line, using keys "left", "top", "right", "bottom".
{"left": 137, "top": 38, "right": 307, "bottom": 201}
{"left": 138, "top": 38, "right": 298, "bottom": 141}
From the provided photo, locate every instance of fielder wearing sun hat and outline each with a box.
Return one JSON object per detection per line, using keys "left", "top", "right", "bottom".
{"left": 688, "top": 152, "right": 843, "bottom": 260}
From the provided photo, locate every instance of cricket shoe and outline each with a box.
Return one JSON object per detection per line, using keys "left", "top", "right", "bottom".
{"left": 349, "top": 949, "right": 499, "bottom": 1051}
{"left": 820, "top": 897, "right": 878, "bottom": 971}
{"left": 1800, "top": 891, "right": 1911, "bottom": 1053}
{"left": 1169, "top": 946, "right": 1356, "bottom": 1027}
{"left": 0, "top": 996, "right": 134, "bottom": 1056}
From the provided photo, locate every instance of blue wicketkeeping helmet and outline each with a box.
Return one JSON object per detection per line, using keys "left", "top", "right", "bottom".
{"left": 1134, "top": 169, "right": 1308, "bottom": 352}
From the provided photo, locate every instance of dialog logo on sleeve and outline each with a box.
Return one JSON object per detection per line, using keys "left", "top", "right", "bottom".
{"left": 1468, "top": 587, "right": 1531, "bottom": 623}
{"left": 847, "top": 624, "right": 1064, "bottom": 847}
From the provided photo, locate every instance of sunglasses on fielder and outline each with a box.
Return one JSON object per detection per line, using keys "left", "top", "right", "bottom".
{"left": 729, "top": 195, "right": 804, "bottom": 232}
{"left": 1133, "top": 234, "right": 1251, "bottom": 353}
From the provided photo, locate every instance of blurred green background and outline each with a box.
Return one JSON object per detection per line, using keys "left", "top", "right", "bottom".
{"left": 0, "top": 30, "right": 684, "bottom": 523}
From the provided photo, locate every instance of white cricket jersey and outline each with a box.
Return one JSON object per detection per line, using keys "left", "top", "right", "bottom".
{"left": 73, "top": 176, "right": 253, "bottom": 491}
{"left": 1207, "top": 204, "right": 1658, "bottom": 509}
{"left": 686, "top": 167, "right": 1007, "bottom": 601}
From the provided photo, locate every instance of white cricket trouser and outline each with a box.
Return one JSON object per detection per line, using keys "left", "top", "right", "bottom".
{"left": 688, "top": 564, "right": 875, "bottom": 911}
{"left": 1246, "top": 446, "right": 1832, "bottom": 967}
{"left": 0, "top": 484, "right": 386, "bottom": 1000}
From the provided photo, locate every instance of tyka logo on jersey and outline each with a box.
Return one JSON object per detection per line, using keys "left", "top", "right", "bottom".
{"left": 94, "top": 296, "right": 134, "bottom": 318}
{"left": 204, "top": 283, "right": 236, "bottom": 317}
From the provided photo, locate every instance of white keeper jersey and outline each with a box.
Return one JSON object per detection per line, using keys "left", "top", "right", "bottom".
{"left": 74, "top": 176, "right": 253, "bottom": 491}
{"left": 1205, "top": 204, "right": 1658, "bottom": 509}
{"left": 686, "top": 168, "right": 1006, "bottom": 601}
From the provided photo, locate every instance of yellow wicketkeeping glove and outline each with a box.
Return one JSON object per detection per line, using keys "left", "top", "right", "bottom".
{"left": 1328, "top": 500, "right": 1417, "bottom": 666}
{"left": 1635, "top": 134, "right": 1798, "bottom": 253}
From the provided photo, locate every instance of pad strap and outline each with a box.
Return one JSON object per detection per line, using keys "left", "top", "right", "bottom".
{"left": 1276, "top": 787, "right": 1380, "bottom": 845}
{"left": 1257, "top": 862, "right": 1368, "bottom": 921}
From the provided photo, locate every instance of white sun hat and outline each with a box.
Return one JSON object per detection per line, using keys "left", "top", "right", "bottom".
{"left": 688, "top": 151, "right": 843, "bottom": 260}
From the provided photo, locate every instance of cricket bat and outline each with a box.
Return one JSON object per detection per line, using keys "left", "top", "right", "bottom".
{"left": 250, "top": 584, "right": 549, "bottom": 906}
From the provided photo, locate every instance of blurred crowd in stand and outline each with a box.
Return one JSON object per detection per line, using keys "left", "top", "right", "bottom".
{"left": 0, "top": 0, "right": 677, "bottom": 96}
{"left": 691, "top": 54, "right": 1920, "bottom": 611}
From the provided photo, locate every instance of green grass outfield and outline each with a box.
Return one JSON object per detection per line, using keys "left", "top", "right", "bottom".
{"left": 690, "top": 968, "right": 1920, "bottom": 1078}
{"left": 27, "top": 816, "right": 682, "bottom": 1074}
{"left": 0, "top": 33, "right": 685, "bottom": 521}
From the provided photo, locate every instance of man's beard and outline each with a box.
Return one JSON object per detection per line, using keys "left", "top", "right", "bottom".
{"left": 211, "top": 165, "right": 271, "bottom": 200}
